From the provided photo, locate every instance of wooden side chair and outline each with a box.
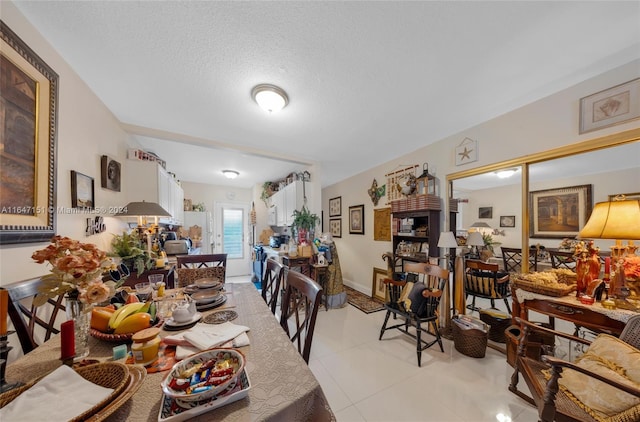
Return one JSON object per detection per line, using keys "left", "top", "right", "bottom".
{"left": 3, "top": 277, "right": 67, "bottom": 355}
{"left": 501, "top": 247, "right": 538, "bottom": 273}
{"left": 175, "top": 253, "right": 227, "bottom": 287}
{"left": 509, "top": 316, "right": 640, "bottom": 422}
{"left": 262, "top": 258, "right": 285, "bottom": 315}
{"left": 464, "top": 259, "right": 511, "bottom": 314}
{"left": 549, "top": 250, "right": 576, "bottom": 270}
{"left": 378, "top": 262, "right": 448, "bottom": 367}
{"left": 279, "top": 270, "right": 323, "bottom": 363}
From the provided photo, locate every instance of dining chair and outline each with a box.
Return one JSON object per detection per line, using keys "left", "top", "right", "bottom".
{"left": 548, "top": 250, "right": 576, "bottom": 270}
{"left": 3, "top": 277, "right": 67, "bottom": 355}
{"left": 501, "top": 247, "right": 538, "bottom": 273}
{"left": 175, "top": 253, "right": 227, "bottom": 287}
{"left": 378, "top": 262, "right": 448, "bottom": 367}
{"left": 262, "top": 258, "right": 285, "bottom": 315}
{"left": 464, "top": 259, "right": 511, "bottom": 314}
{"left": 279, "top": 270, "right": 323, "bottom": 363}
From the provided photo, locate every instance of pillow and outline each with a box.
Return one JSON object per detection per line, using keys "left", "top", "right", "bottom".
{"left": 406, "top": 283, "right": 429, "bottom": 317}
{"left": 176, "top": 267, "right": 225, "bottom": 288}
{"left": 558, "top": 334, "right": 640, "bottom": 422}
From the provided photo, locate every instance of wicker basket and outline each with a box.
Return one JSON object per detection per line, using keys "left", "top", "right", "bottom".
{"left": 452, "top": 316, "right": 488, "bottom": 358}
{"left": 0, "top": 362, "right": 130, "bottom": 421}
{"left": 479, "top": 310, "right": 511, "bottom": 343}
{"left": 512, "top": 278, "right": 575, "bottom": 297}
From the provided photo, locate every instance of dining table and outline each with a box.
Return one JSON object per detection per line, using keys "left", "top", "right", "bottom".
{"left": 4, "top": 283, "right": 335, "bottom": 421}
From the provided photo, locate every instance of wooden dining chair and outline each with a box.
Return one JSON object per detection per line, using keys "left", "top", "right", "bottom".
{"left": 3, "top": 277, "right": 67, "bottom": 355}
{"left": 501, "top": 247, "right": 538, "bottom": 273}
{"left": 262, "top": 258, "right": 285, "bottom": 315}
{"left": 175, "top": 253, "right": 227, "bottom": 287}
{"left": 378, "top": 262, "right": 448, "bottom": 366}
{"left": 549, "top": 250, "right": 576, "bottom": 270}
{"left": 464, "top": 259, "right": 511, "bottom": 313}
{"left": 279, "top": 270, "right": 323, "bottom": 363}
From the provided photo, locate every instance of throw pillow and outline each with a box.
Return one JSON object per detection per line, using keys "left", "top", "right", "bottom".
{"left": 406, "top": 282, "right": 429, "bottom": 318}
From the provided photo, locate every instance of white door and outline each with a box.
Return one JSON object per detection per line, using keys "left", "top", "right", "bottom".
{"left": 213, "top": 202, "right": 251, "bottom": 277}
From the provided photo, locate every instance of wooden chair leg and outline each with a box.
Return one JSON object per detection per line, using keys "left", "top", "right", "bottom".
{"left": 379, "top": 311, "right": 391, "bottom": 340}
{"left": 416, "top": 319, "right": 422, "bottom": 367}
{"left": 504, "top": 298, "right": 511, "bottom": 313}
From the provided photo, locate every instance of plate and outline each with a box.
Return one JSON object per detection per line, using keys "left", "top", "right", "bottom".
{"left": 190, "top": 289, "right": 221, "bottom": 305}
{"left": 203, "top": 310, "right": 238, "bottom": 325}
{"left": 196, "top": 295, "right": 226, "bottom": 311}
{"left": 194, "top": 278, "right": 223, "bottom": 290}
{"left": 164, "top": 312, "right": 202, "bottom": 329}
{"left": 161, "top": 348, "right": 245, "bottom": 403}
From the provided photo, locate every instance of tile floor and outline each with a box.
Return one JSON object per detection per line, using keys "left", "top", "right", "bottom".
{"left": 227, "top": 276, "right": 539, "bottom": 422}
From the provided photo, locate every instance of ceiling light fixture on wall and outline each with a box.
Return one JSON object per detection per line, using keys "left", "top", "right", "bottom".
{"left": 251, "top": 84, "right": 289, "bottom": 113}
{"left": 222, "top": 170, "right": 239, "bottom": 179}
{"left": 495, "top": 168, "right": 518, "bottom": 179}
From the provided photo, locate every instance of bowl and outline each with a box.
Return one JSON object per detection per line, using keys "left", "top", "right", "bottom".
{"left": 161, "top": 348, "right": 245, "bottom": 402}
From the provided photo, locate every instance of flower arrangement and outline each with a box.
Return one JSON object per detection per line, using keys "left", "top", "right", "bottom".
{"left": 32, "top": 235, "right": 117, "bottom": 306}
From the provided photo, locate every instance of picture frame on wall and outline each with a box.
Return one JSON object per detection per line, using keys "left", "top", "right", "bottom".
{"left": 500, "top": 215, "right": 516, "bottom": 228}
{"left": 100, "top": 155, "right": 121, "bottom": 191}
{"left": 478, "top": 206, "right": 493, "bottom": 219}
{"left": 349, "top": 204, "right": 365, "bottom": 235}
{"left": 579, "top": 78, "right": 640, "bottom": 134}
{"left": 329, "top": 196, "right": 341, "bottom": 217}
{"left": 529, "top": 184, "right": 592, "bottom": 238}
{"left": 0, "top": 22, "right": 58, "bottom": 244}
{"left": 71, "top": 171, "right": 95, "bottom": 209}
{"left": 372, "top": 267, "right": 387, "bottom": 302}
{"left": 329, "top": 218, "right": 342, "bottom": 238}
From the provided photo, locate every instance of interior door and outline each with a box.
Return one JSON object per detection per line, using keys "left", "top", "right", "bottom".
{"left": 213, "top": 202, "right": 251, "bottom": 277}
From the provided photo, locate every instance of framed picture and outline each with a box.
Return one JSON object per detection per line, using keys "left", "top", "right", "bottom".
{"left": 329, "top": 196, "right": 341, "bottom": 217}
{"left": 329, "top": 218, "right": 342, "bottom": 238}
{"left": 71, "top": 171, "right": 95, "bottom": 209}
{"left": 478, "top": 206, "right": 493, "bottom": 219}
{"left": 579, "top": 78, "right": 640, "bottom": 134}
{"left": 100, "top": 155, "right": 121, "bottom": 191}
{"left": 455, "top": 137, "right": 478, "bottom": 166}
{"left": 500, "top": 215, "right": 516, "bottom": 228}
{"left": 371, "top": 267, "right": 387, "bottom": 302}
{"left": 349, "top": 204, "right": 365, "bottom": 235}
{"left": 529, "top": 184, "right": 592, "bottom": 238}
{"left": 373, "top": 207, "right": 391, "bottom": 241}
{"left": 0, "top": 22, "right": 58, "bottom": 244}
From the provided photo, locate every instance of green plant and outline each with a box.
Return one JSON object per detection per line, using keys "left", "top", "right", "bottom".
{"left": 482, "top": 233, "right": 501, "bottom": 253}
{"left": 260, "top": 181, "right": 275, "bottom": 207}
{"left": 291, "top": 206, "right": 320, "bottom": 235}
{"left": 109, "top": 231, "right": 155, "bottom": 276}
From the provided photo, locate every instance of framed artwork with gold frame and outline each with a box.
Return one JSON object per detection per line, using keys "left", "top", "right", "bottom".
{"left": 372, "top": 267, "right": 387, "bottom": 302}
{"left": 529, "top": 184, "right": 592, "bottom": 239}
{"left": 0, "top": 22, "right": 58, "bottom": 244}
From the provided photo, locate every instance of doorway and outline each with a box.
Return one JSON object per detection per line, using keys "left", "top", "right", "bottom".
{"left": 213, "top": 202, "right": 251, "bottom": 277}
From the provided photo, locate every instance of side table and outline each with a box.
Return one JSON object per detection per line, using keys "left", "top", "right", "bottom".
{"left": 121, "top": 265, "right": 176, "bottom": 289}
{"left": 311, "top": 264, "right": 329, "bottom": 310}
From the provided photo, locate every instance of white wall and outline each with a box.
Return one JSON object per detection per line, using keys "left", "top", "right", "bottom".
{"left": 324, "top": 60, "right": 640, "bottom": 294}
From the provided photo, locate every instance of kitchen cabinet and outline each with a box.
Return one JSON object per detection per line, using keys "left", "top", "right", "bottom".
{"left": 125, "top": 160, "right": 184, "bottom": 225}
{"left": 270, "top": 181, "right": 310, "bottom": 227}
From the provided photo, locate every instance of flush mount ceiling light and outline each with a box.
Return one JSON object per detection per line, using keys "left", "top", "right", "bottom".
{"left": 495, "top": 168, "right": 519, "bottom": 179}
{"left": 222, "top": 170, "right": 239, "bottom": 179}
{"left": 251, "top": 84, "right": 289, "bottom": 113}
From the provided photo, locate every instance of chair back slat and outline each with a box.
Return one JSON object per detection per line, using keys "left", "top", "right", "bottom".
{"left": 501, "top": 247, "right": 538, "bottom": 273}
{"left": 262, "top": 258, "right": 285, "bottom": 314}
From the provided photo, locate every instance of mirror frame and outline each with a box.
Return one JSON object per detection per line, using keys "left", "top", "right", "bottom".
{"left": 446, "top": 127, "right": 640, "bottom": 273}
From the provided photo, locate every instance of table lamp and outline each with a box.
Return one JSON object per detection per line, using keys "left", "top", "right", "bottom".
{"left": 115, "top": 201, "right": 171, "bottom": 252}
{"left": 467, "top": 231, "right": 485, "bottom": 258}
{"left": 578, "top": 195, "right": 640, "bottom": 303}
{"left": 437, "top": 231, "right": 458, "bottom": 266}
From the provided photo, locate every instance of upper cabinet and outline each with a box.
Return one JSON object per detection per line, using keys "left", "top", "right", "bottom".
{"left": 270, "top": 181, "right": 311, "bottom": 226}
{"left": 125, "top": 160, "right": 184, "bottom": 226}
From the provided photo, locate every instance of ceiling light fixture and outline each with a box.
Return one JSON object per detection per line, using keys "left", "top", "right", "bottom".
{"left": 222, "top": 170, "right": 239, "bottom": 179}
{"left": 251, "top": 84, "right": 289, "bottom": 113}
{"left": 496, "top": 168, "right": 518, "bottom": 179}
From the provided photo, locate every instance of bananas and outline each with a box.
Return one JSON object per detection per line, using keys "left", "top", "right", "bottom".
{"left": 108, "top": 302, "right": 146, "bottom": 330}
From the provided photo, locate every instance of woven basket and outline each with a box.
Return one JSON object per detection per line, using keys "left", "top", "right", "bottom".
{"left": 452, "top": 317, "right": 488, "bottom": 358}
{"left": 0, "top": 362, "right": 130, "bottom": 421}
{"left": 512, "top": 278, "right": 575, "bottom": 297}
{"left": 90, "top": 317, "right": 164, "bottom": 342}
{"left": 479, "top": 310, "right": 511, "bottom": 343}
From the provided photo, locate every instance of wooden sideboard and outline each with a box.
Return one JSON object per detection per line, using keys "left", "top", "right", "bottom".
{"left": 121, "top": 265, "right": 176, "bottom": 289}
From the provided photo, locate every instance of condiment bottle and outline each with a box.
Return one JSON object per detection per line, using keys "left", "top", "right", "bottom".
{"left": 131, "top": 327, "right": 161, "bottom": 366}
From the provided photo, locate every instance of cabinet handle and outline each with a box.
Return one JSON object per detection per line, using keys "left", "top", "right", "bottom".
{"left": 548, "top": 303, "right": 583, "bottom": 316}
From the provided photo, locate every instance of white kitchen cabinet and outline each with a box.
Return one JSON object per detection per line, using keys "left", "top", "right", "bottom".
{"left": 125, "top": 160, "right": 184, "bottom": 225}
{"left": 269, "top": 181, "right": 312, "bottom": 227}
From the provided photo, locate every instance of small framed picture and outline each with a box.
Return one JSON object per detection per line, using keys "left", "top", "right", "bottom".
{"left": 329, "top": 218, "right": 342, "bottom": 238}
{"left": 478, "top": 206, "right": 493, "bottom": 219}
{"left": 329, "top": 196, "right": 342, "bottom": 217}
{"left": 100, "top": 155, "right": 121, "bottom": 191}
{"left": 71, "top": 171, "right": 94, "bottom": 209}
{"left": 372, "top": 267, "right": 387, "bottom": 302}
{"left": 579, "top": 78, "right": 640, "bottom": 134}
{"left": 500, "top": 215, "right": 516, "bottom": 228}
{"left": 349, "top": 204, "right": 364, "bottom": 235}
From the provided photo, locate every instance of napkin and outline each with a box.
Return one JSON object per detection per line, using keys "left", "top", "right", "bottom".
{"left": 175, "top": 332, "right": 251, "bottom": 359}
{"left": 0, "top": 365, "right": 114, "bottom": 422}
{"left": 183, "top": 322, "right": 250, "bottom": 350}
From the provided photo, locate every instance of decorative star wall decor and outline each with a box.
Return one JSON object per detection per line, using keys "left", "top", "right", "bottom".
{"left": 455, "top": 137, "right": 478, "bottom": 166}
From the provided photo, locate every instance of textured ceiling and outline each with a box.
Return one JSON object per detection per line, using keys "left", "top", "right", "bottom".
{"left": 12, "top": 1, "right": 640, "bottom": 189}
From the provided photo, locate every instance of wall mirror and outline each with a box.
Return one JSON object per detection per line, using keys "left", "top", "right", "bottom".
{"left": 447, "top": 128, "right": 640, "bottom": 273}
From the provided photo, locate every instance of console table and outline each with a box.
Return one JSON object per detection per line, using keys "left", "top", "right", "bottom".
{"left": 512, "top": 287, "right": 636, "bottom": 336}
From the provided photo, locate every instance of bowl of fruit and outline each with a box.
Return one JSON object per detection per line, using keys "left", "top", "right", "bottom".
{"left": 90, "top": 293, "right": 162, "bottom": 342}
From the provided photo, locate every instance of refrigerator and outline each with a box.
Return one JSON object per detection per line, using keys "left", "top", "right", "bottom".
{"left": 183, "top": 211, "right": 214, "bottom": 254}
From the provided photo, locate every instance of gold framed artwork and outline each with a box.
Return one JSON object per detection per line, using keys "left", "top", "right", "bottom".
{"left": 529, "top": 184, "right": 592, "bottom": 239}
{"left": 0, "top": 22, "right": 58, "bottom": 244}
{"left": 349, "top": 204, "right": 364, "bottom": 235}
{"left": 373, "top": 207, "right": 391, "bottom": 241}
{"left": 579, "top": 78, "right": 640, "bottom": 134}
{"left": 329, "top": 218, "right": 342, "bottom": 238}
{"left": 371, "top": 267, "right": 387, "bottom": 302}
{"left": 329, "top": 196, "right": 341, "bottom": 217}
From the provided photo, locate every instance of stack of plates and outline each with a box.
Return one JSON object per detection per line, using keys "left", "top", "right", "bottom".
{"left": 194, "top": 278, "right": 223, "bottom": 291}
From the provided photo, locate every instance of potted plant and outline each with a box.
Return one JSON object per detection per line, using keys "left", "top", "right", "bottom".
{"left": 291, "top": 206, "right": 320, "bottom": 244}
{"left": 109, "top": 231, "right": 155, "bottom": 276}
{"left": 260, "top": 181, "right": 276, "bottom": 207}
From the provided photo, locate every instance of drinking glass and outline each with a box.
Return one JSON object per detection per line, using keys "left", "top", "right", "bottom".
{"left": 135, "top": 282, "right": 152, "bottom": 301}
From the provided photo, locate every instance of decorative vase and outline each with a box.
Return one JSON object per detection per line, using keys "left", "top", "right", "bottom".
{"left": 65, "top": 295, "right": 91, "bottom": 360}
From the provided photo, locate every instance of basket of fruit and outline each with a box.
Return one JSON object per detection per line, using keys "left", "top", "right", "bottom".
{"left": 90, "top": 296, "right": 162, "bottom": 342}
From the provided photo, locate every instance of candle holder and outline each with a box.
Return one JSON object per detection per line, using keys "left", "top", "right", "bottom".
{"left": 0, "top": 332, "right": 24, "bottom": 393}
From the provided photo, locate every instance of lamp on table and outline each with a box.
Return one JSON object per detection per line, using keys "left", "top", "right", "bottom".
{"left": 115, "top": 201, "right": 172, "bottom": 253}
{"left": 467, "top": 231, "right": 485, "bottom": 260}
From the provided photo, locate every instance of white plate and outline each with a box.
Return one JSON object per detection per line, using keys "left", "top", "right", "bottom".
{"left": 194, "top": 278, "right": 222, "bottom": 290}
{"left": 165, "top": 312, "right": 202, "bottom": 328}
{"left": 191, "top": 289, "right": 222, "bottom": 304}
{"left": 196, "top": 295, "right": 227, "bottom": 311}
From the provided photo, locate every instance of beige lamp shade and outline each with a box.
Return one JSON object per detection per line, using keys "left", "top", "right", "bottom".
{"left": 578, "top": 199, "right": 640, "bottom": 240}
{"left": 437, "top": 231, "right": 458, "bottom": 248}
{"left": 115, "top": 201, "right": 171, "bottom": 217}
{"left": 467, "top": 231, "right": 485, "bottom": 247}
